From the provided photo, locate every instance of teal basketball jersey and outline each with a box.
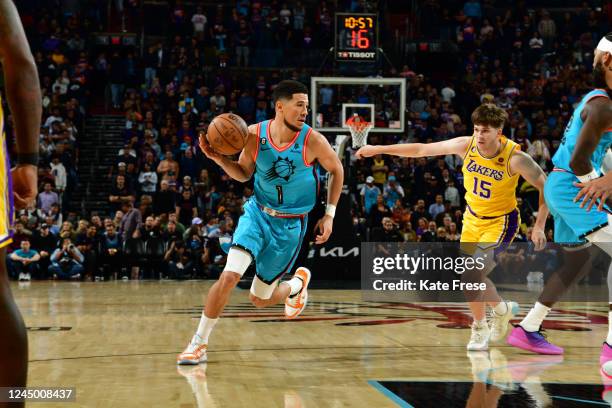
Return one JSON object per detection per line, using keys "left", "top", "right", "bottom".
{"left": 553, "top": 89, "right": 612, "bottom": 172}
{"left": 252, "top": 120, "right": 319, "bottom": 214}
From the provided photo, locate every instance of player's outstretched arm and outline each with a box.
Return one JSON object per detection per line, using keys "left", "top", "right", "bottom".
{"left": 355, "top": 136, "right": 471, "bottom": 159}
{"left": 198, "top": 124, "right": 257, "bottom": 182}
{"left": 307, "top": 131, "right": 344, "bottom": 244}
{"left": 0, "top": 0, "right": 41, "bottom": 209}
{"left": 510, "top": 150, "right": 549, "bottom": 250}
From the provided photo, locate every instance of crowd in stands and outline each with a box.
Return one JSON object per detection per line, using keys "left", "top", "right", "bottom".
{"left": 349, "top": 1, "right": 611, "bottom": 243}
{"left": 4, "top": 1, "right": 611, "bottom": 280}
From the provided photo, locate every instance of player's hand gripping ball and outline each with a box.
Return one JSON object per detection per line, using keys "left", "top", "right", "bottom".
{"left": 205, "top": 113, "right": 248, "bottom": 156}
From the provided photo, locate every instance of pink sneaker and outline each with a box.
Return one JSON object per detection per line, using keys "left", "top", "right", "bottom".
{"left": 601, "top": 342, "right": 612, "bottom": 378}
{"left": 601, "top": 350, "right": 612, "bottom": 404}
{"left": 506, "top": 325, "right": 563, "bottom": 355}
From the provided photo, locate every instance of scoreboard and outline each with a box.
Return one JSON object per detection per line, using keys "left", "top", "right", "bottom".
{"left": 335, "top": 13, "right": 378, "bottom": 62}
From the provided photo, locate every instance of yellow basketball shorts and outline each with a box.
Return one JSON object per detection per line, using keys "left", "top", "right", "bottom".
{"left": 460, "top": 207, "right": 520, "bottom": 256}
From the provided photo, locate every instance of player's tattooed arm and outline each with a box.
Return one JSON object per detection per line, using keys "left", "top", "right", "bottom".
{"left": 355, "top": 136, "right": 471, "bottom": 159}
{"left": 0, "top": 0, "right": 41, "bottom": 157}
{"left": 510, "top": 150, "right": 549, "bottom": 249}
{"left": 571, "top": 97, "right": 612, "bottom": 176}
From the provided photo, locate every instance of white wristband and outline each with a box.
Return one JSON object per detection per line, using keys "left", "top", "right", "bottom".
{"left": 325, "top": 204, "right": 336, "bottom": 218}
{"left": 576, "top": 168, "right": 599, "bottom": 183}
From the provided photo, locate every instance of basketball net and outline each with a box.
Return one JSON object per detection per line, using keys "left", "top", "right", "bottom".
{"left": 346, "top": 114, "right": 373, "bottom": 148}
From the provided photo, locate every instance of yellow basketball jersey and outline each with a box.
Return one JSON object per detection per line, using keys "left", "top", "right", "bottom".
{"left": 462, "top": 135, "right": 520, "bottom": 217}
{"left": 0, "top": 95, "right": 13, "bottom": 248}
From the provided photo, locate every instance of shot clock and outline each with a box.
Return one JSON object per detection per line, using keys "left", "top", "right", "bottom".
{"left": 335, "top": 13, "right": 378, "bottom": 62}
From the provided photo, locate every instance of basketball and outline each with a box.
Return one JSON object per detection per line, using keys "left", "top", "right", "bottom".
{"left": 206, "top": 113, "right": 249, "bottom": 155}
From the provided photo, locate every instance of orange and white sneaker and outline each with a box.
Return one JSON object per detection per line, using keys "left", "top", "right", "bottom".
{"left": 284, "top": 267, "right": 311, "bottom": 319}
{"left": 177, "top": 334, "right": 208, "bottom": 365}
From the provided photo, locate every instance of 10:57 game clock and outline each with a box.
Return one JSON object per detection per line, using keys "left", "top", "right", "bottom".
{"left": 335, "top": 13, "right": 378, "bottom": 62}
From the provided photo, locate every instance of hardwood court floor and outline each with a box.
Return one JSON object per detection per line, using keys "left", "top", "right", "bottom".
{"left": 13, "top": 281, "right": 612, "bottom": 407}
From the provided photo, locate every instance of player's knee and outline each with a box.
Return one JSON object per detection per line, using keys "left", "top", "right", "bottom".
{"left": 586, "top": 221, "right": 612, "bottom": 256}
{"left": 218, "top": 271, "right": 241, "bottom": 291}
{"left": 249, "top": 293, "right": 267, "bottom": 308}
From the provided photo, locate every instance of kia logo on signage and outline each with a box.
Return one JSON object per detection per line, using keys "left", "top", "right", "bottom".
{"left": 308, "top": 247, "right": 359, "bottom": 258}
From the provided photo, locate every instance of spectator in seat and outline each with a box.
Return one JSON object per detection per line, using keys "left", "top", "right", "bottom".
{"left": 157, "top": 151, "right": 179, "bottom": 184}
{"left": 76, "top": 226, "right": 99, "bottom": 281}
{"left": 10, "top": 222, "right": 32, "bottom": 252}
{"left": 49, "top": 237, "right": 84, "bottom": 280}
{"left": 179, "top": 148, "right": 198, "bottom": 180}
{"left": 183, "top": 217, "right": 204, "bottom": 241}
{"left": 9, "top": 239, "right": 40, "bottom": 281}
{"left": 383, "top": 175, "right": 405, "bottom": 209}
{"left": 370, "top": 217, "right": 404, "bottom": 257}
{"left": 202, "top": 219, "right": 232, "bottom": 278}
{"left": 138, "top": 216, "right": 161, "bottom": 242}
{"left": 32, "top": 223, "right": 57, "bottom": 278}
{"left": 370, "top": 217, "right": 404, "bottom": 242}
{"left": 420, "top": 221, "right": 438, "bottom": 242}
{"left": 428, "top": 194, "right": 445, "bottom": 219}
{"left": 108, "top": 175, "right": 135, "bottom": 216}
{"left": 138, "top": 163, "right": 158, "bottom": 194}
{"left": 368, "top": 194, "right": 391, "bottom": 228}
{"left": 162, "top": 220, "right": 182, "bottom": 247}
{"left": 436, "top": 227, "right": 448, "bottom": 242}
{"left": 178, "top": 175, "right": 195, "bottom": 195}
{"left": 37, "top": 182, "right": 59, "bottom": 214}
{"left": 164, "top": 240, "right": 193, "bottom": 279}
{"left": 445, "top": 179, "right": 461, "bottom": 208}
{"left": 176, "top": 189, "right": 198, "bottom": 227}
{"left": 19, "top": 201, "right": 42, "bottom": 227}
{"left": 154, "top": 180, "right": 176, "bottom": 215}
{"left": 50, "top": 155, "right": 67, "bottom": 196}
{"left": 360, "top": 176, "right": 380, "bottom": 215}
{"left": 100, "top": 223, "right": 122, "bottom": 280}
{"left": 47, "top": 204, "right": 63, "bottom": 229}
{"left": 447, "top": 222, "right": 461, "bottom": 242}
{"left": 166, "top": 212, "right": 186, "bottom": 236}
{"left": 371, "top": 154, "right": 388, "bottom": 186}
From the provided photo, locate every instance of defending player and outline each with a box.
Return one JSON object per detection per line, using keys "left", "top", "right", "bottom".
{"left": 0, "top": 0, "right": 42, "bottom": 403}
{"left": 177, "top": 80, "right": 344, "bottom": 365}
{"left": 356, "top": 104, "right": 548, "bottom": 351}
{"left": 507, "top": 33, "right": 612, "bottom": 363}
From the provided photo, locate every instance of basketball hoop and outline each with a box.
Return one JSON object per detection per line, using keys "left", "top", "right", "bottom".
{"left": 346, "top": 115, "right": 373, "bottom": 148}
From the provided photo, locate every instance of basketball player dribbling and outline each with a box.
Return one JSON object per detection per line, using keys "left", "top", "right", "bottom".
{"left": 505, "top": 34, "right": 612, "bottom": 367}
{"left": 356, "top": 104, "right": 549, "bottom": 351}
{"left": 177, "top": 80, "right": 344, "bottom": 365}
{"left": 0, "top": 0, "right": 42, "bottom": 405}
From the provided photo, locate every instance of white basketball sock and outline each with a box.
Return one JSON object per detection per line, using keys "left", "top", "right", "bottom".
{"left": 493, "top": 301, "right": 508, "bottom": 315}
{"left": 473, "top": 318, "right": 488, "bottom": 328}
{"left": 195, "top": 314, "right": 218, "bottom": 344}
{"left": 520, "top": 302, "right": 550, "bottom": 332}
{"left": 607, "top": 309, "right": 612, "bottom": 345}
{"left": 286, "top": 276, "right": 304, "bottom": 297}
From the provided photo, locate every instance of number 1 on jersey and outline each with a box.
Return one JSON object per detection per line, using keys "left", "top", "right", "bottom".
{"left": 276, "top": 185, "right": 284, "bottom": 204}
{"left": 472, "top": 177, "right": 491, "bottom": 199}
